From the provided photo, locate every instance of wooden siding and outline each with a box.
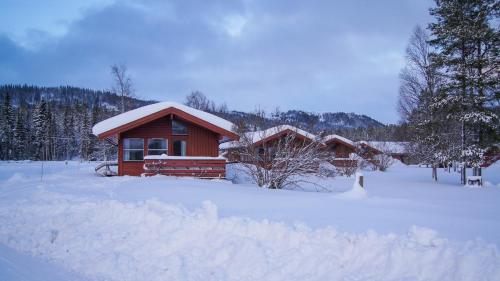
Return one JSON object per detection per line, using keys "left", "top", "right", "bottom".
{"left": 325, "top": 142, "right": 355, "bottom": 158}
{"left": 118, "top": 115, "right": 223, "bottom": 176}
{"left": 187, "top": 124, "right": 220, "bottom": 157}
{"left": 144, "top": 158, "right": 226, "bottom": 178}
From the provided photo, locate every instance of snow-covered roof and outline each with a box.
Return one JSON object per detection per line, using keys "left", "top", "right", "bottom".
{"left": 249, "top": 125, "right": 317, "bottom": 144}
{"left": 219, "top": 140, "right": 242, "bottom": 150}
{"left": 323, "top": 134, "right": 355, "bottom": 147}
{"left": 219, "top": 125, "right": 317, "bottom": 150}
{"left": 92, "top": 102, "right": 235, "bottom": 137}
{"left": 359, "top": 141, "right": 409, "bottom": 154}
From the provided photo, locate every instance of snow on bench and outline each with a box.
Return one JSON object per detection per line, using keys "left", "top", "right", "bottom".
{"left": 467, "top": 176, "right": 483, "bottom": 187}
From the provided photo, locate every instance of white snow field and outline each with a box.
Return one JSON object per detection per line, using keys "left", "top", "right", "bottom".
{"left": 0, "top": 161, "right": 499, "bottom": 281}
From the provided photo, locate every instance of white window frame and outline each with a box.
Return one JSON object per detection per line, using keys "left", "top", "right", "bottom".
{"left": 172, "top": 120, "right": 188, "bottom": 135}
{"left": 123, "top": 138, "right": 144, "bottom": 161}
{"left": 147, "top": 138, "right": 168, "bottom": 156}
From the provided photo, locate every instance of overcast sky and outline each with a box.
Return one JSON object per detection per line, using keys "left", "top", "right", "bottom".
{"left": 0, "top": 0, "right": 434, "bottom": 123}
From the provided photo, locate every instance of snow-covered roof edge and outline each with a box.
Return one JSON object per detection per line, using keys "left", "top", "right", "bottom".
{"left": 92, "top": 102, "right": 235, "bottom": 137}
{"left": 323, "top": 134, "right": 355, "bottom": 147}
{"left": 358, "top": 141, "right": 409, "bottom": 154}
{"left": 251, "top": 125, "right": 317, "bottom": 144}
{"left": 219, "top": 125, "right": 317, "bottom": 149}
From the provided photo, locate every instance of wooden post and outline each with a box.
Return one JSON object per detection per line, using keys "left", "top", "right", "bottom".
{"left": 359, "top": 175, "right": 364, "bottom": 188}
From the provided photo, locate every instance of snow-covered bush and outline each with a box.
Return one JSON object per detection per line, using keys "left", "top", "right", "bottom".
{"left": 236, "top": 127, "right": 327, "bottom": 189}
{"left": 335, "top": 153, "right": 360, "bottom": 177}
{"left": 374, "top": 153, "right": 394, "bottom": 172}
{"left": 318, "top": 161, "right": 337, "bottom": 177}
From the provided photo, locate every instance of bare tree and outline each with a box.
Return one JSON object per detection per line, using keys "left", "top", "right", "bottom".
{"left": 398, "top": 26, "right": 447, "bottom": 181}
{"left": 185, "top": 91, "right": 212, "bottom": 111}
{"left": 371, "top": 143, "right": 395, "bottom": 172}
{"left": 334, "top": 152, "right": 360, "bottom": 177}
{"left": 236, "top": 126, "right": 328, "bottom": 189}
{"left": 250, "top": 107, "right": 267, "bottom": 131}
{"left": 110, "top": 63, "right": 134, "bottom": 113}
{"left": 398, "top": 26, "right": 441, "bottom": 122}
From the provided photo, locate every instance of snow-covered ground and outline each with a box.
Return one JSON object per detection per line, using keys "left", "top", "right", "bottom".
{"left": 0, "top": 161, "right": 499, "bottom": 280}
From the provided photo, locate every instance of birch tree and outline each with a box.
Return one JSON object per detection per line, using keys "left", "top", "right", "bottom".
{"left": 110, "top": 63, "right": 134, "bottom": 113}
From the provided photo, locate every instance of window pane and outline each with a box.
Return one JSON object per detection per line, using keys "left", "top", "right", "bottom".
{"left": 148, "top": 150, "right": 167, "bottom": 156}
{"left": 124, "top": 150, "right": 144, "bottom": 161}
{"left": 124, "top": 138, "right": 144, "bottom": 149}
{"left": 172, "top": 120, "right": 188, "bottom": 135}
{"left": 173, "top": 140, "right": 186, "bottom": 156}
{"left": 148, "top": 138, "right": 167, "bottom": 150}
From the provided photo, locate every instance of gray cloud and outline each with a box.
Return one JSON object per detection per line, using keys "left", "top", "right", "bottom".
{"left": 0, "top": 0, "right": 433, "bottom": 123}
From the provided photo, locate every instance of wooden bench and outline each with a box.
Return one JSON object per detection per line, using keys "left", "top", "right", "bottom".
{"left": 467, "top": 176, "right": 482, "bottom": 187}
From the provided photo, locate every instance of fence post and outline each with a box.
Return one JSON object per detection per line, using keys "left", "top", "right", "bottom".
{"left": 356, "top": 172, "right": 364, "bottom": 188}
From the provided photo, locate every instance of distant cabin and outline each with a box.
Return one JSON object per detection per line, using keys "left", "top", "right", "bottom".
{"left": 219, "top": 126, "right": 411, "bottom": 166}
{"left": 92, "top": 102, "right": 238, "bottom": 177}
{"left": 220, "top": 125, "right": 317, "bottom": 163}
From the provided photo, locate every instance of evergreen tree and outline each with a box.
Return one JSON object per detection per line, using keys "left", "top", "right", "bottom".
{"left": 12, "top": 110, "right": 26, "bottom": 160}
{"left": 0, "top": 92, "right": 14, "bottom": 159}
{"left": 79, "top": 105, "right": 92, "bottom": 161}
{"left": 88, "top": 100, "right": 101, "bottom": 159}
{"left": 428, "top": 0, "right": 499, "bottom": 183}
{"left": 63, "top": 106, "right": 76, "bottom": 160}
{"left": 46, "top": 103, "right": 56, "bottom": 160}
{"left": 32, "top": 100, "right": 50, "bottom": 160}
{"left": 398, "top": 26, "right": 454, "bottom": 181}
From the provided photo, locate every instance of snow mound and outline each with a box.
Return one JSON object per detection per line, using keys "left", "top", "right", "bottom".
{"left": 337, "top": 172, "right": 367, "bottom": 199}
{"left": 408, "top": 225, "right": 444, "bottom": 247}
{"left": 1, "top": 195, "right": 499, "bottom": 281}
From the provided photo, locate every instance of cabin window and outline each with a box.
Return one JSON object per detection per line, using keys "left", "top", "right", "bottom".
{"left": 123, "top": 138, "right": 144, "bottom": 161}
{"left": 173, "top": 140, "right": 187, "bottom": 156}
{"left": 172, "top": 120, "right": 188, "bottom": 135}
{"left": 148, "top": 138, "right": 167, "bottom": 155}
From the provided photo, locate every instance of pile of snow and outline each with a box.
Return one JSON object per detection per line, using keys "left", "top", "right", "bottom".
{"left": 92, "top": 102, "right": 235, "bottom": 136}
{"left": 337, "top": 172, "right": 367, "bottom": 199}
{"left": 1, "top": 195, "right": 499, "bottom": 281}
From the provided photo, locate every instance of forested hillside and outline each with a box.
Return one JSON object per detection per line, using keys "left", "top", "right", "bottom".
{"left": 0, "top": 84, "right": 401, "bottom": 161}
{"left": 0, "top": 85, "right": 156, "bottom": 161}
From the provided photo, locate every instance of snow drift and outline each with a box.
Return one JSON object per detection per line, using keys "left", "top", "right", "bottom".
{"left": 1, "top": 194, "right": 498, "bottom": 281}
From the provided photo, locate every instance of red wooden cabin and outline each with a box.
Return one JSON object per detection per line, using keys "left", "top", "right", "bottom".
{"left": 220, "top": 125, "right": 318, "bottom": 163}
{"left": 323, "top": 134, "right": 358, "bottom": 167}
{"left": 92, "top": 102, "right": 239, "bottom": 177}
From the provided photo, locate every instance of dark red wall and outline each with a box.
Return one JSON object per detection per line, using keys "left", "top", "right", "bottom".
{"left": 118, "top": 115, "right": 221, "bottom": 176}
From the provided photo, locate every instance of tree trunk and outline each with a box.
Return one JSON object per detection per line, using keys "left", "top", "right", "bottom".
{"left": 461, "top": 165, "right": 467, "bottom": 185}
{"left": 432, "top": 165, "right": 438, "bottom": 182}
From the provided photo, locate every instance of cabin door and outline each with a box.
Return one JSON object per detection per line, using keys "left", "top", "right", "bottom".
{"left": 172, "top": 136, "right": 187, "bottom": 156}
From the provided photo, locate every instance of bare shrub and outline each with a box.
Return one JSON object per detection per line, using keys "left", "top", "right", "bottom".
{"left": 371, "top": 142, "right": 395, "bottom": 171}
{"left": 237, "top": 127, "right": 327, "bottom": 189}
{"left": 334, "top": 153, "right": 360, "bottom": 177}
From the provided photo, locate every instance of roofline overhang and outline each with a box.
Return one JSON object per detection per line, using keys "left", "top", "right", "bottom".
{"left": 96, "top": 107, "right": 239, "bottom": 141}
{"left": 253, "top": 128, "right": 321, "bottom": 147}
